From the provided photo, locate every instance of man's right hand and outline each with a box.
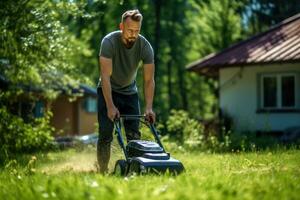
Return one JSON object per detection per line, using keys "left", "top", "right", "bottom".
{"left": 107, "top": 105, "right": 120, "bottom": 121}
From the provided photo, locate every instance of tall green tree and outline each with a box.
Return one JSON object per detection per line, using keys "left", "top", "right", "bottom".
{"left": 0, "top": 0, "right": 91, "bottom": 98}
{"left": 185, "top": 0, "right": 243, "bottom": 119}
{"left": 242, "top": 0, "right": 300, "bottom": 34}
{"left": 0, "top": 0, "right": 92, "bottom": 160}
{"left": 0, "top": 3, "right": 92, "bottom": 158}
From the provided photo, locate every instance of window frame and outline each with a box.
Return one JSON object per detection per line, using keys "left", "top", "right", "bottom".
{"left": 84, "top": 96, "right": 97, "bottom": 113}
{"left": 258, "top": 72, "right": 299, "bottom": 112}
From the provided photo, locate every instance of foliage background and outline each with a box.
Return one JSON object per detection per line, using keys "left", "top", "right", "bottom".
{"left": 1, "top": 0, "right": 299, "bottom": 117}
{"left": 0, "top": 0, "right": 299, "bottom": 156}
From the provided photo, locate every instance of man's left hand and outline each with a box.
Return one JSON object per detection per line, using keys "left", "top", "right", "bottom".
{"left": 145, "top": 108, "right": 156, "bottom": 123}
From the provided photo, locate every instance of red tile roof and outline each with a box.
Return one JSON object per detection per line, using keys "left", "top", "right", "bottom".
{"left": 187, "top": 13, "right": 300, "bottom": 77}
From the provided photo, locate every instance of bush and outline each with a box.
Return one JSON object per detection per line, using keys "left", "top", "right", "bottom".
{"left": 0, "top": 106, "right": 54, "bottom": 163}
{"left": 228, "top": 131, "right": 284, "bottom": 151}
{"left": 164, "top": 109, "right": 299, "bottom": 152}
{"left": 166, "top": 109, "right": 207, "bottom": 150}
{"left": 166, "top": 109, "right": 189, "bottom": 142}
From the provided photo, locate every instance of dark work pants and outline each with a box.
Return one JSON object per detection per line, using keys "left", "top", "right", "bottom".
{"left": 97, "top": 87, "right": 141, "bottom": 144}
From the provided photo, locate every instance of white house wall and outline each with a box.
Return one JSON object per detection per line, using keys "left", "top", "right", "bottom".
{"left": 219, "top": 63, "right": 300, "bottom": 132}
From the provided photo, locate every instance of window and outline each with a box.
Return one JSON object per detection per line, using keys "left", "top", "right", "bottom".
{"left": 33, "top": 101, "right": 45, "bottom": 118}
{"left": 263, "top": 76, "right": 277, "bottom": 107}
{"left": 84, "top": 97, "right": 97, "bottom": 113}
{"left": 260, "top": 73, "right": 297, "bottom": 109}
{"left": 282, "top": 76, "right": 295, "bottom": 107}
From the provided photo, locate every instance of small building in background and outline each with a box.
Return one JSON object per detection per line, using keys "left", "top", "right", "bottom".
{"left": 0, "top": 74, "right": 98, "bottom": 136}
{"left": 187, "top": 14, "right": 300, "bottom": 135}
{"left": 50, "top": 85, "right": 98, "bottom": 136}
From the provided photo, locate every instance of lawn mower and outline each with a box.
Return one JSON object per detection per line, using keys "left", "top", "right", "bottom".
{"left": 113, "top": 115, "right": 184, "bottom": 176}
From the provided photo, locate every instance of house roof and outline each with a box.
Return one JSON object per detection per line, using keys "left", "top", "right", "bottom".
{"left": 72, "top": 84, "right": 97, "bottom": 97}
{"left": 187, "top": 13, "right": 300, "bottom": 77}
{"left": 0, "top": 72, "right": 97, "bottom": 97}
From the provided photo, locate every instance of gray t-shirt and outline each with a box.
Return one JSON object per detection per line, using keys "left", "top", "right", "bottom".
{"left": 98, "top": 31, "right": 154, "bottom": 95}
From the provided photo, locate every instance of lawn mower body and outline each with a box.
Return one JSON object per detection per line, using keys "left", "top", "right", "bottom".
{"left": 113, "top": 115, "right": 184, "bottom": 176}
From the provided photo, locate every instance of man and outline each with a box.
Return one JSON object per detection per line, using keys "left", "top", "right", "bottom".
{"left": 97, "top": 9, "right": 156, "bottom": 174}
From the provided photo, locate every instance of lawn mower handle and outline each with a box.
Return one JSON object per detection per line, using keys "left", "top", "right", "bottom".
{"left": 119, "top": 114, "right": 149, "bottom": 121}
{"left": 114, "top": 120, "right": 129, "bottom": 160}
{"left": 114, "top": 115, "right": 166, "bottom": 154}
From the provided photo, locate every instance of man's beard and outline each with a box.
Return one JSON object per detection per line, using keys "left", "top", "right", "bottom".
{"left": 125, "top": 38, "right": 136, "bottom": 48}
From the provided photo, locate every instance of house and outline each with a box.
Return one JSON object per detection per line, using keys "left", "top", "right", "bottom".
{"left": 50, "top": 85, "right": 98, "bottom": 136}
{"left": 187, "top": 14, "right": 300, "bottom": 134}
{"left": 0, "top": 73, "right": 98, "bottom": 136}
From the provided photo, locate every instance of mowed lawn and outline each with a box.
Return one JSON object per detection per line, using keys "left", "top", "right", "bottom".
{"left": 1, "top": 146, "right": 300, "bottom": 200}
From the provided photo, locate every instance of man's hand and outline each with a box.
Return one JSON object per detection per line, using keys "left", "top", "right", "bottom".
{"left": 145, "top": 108, "right": 156, "bottom": 123}
{"left": 107, "top": 105, "right": 120, "bottom": 121}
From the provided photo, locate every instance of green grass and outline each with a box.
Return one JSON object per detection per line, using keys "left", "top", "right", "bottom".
{"left": 1, "top": 146, "right": 300, "bottom": 200}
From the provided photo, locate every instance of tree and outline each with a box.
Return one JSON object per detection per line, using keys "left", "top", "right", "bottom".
{"left": 0, "top": 0, "right": 91, "bottom": 97}
{"left": 242, "top": 0, "right": 300, "bottom": 34}
{"left": 0, "top": 0, "right": 91, "bottom": 159}
{"left": 184, "top": 0, "right": 243, "bottom": 119}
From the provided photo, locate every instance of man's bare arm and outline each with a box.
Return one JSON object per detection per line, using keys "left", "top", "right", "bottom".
{"left": 99, "top": 56, "right": 120, "bottom": 121}
{"left": 143, "top": 63, "right": 155, "bottom": 123}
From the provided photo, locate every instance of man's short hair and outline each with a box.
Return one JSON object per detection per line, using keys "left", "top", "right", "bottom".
{"left": 122, "top": 9, "right": 143, "bottom": 23}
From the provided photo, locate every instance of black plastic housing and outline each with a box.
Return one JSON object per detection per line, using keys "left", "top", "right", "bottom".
{"left": 126, "top": 140, "right": 164, "bottom": 157}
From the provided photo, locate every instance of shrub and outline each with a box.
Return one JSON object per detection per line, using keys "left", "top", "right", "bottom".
{"left": 228, "top": 131, "right": 284, "bottom": 151}
{"left": 0, "top": 106, "right": 54, "bottom": 163}
{"left": 166, "top": 109, "right": 190, "bottom": 142}
{"left": 164, "top": 109, "right": 298, "bottom": 152}
{"left": 165, "top": 109, "right": 206, "bottom": 150}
